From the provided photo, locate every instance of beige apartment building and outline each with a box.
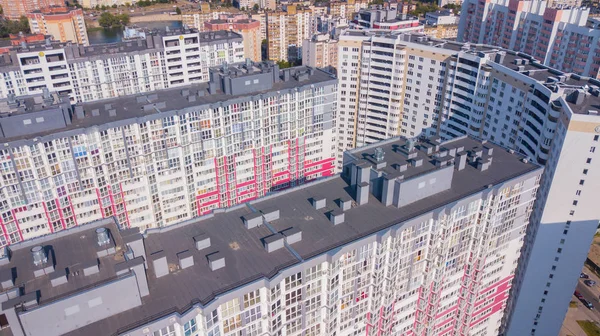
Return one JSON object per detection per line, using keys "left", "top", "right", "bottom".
{"left": 27, "top": 7, "right": 89, "bottom": 46}
{"left": 0, "top": 0, "right": 64, "bottom": 19}
{"left": 302, "top": 34, "right": 338, "bottom": 73}
{"left": 266, "top": 6, "right": 312, "bottom": 62}
{"left": 205, "top": 15, "right": 262, "bottom": 62}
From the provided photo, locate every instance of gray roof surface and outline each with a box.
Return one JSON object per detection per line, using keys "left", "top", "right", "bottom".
{"left": 3, "top": 220, "right": 124, "bottom": 308}
{"left": 2, "top": 65, "right": 336, "bottom": 143}
{"left": 62, "top": 136, "right": 540, "bottom": 336}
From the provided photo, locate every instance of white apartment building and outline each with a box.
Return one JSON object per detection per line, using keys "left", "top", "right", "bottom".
{"left": 0, "top": 62, "right": 337, "bottom": 246}
{"left": 336, "top": 31, "right": 600, "bottom": 336}
{"left": 0, "top": 29, "right": 244, "bottom": 103}
{"left": 0, "top": 135, "right": 542, "bottom": 336}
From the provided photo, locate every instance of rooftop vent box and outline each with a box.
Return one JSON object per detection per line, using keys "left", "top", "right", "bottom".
{"left": 329, "top": 209, "right": 345, "bottom": 225}
{"left": 282, "top": 227, "right": 302, "bottom": 245}
{"left": 177, "top": 250, "right": 194, "bottom": 270}
{"left": 207, "top": 252, "right": 225, "bottom": 271}
{"left": 242, "top": 212, "right": 263, "bottom": 229}
{"left": 261, "top": 207, "right": 280, "bottom": 222}
{"left": 263, "top": 233, "right": 285, "bottom": 253}
{"left": 0, "top": 269, "right": 13, "bottom": 290}
{"left": 410, "top": 158, "right": 423, "bottom": 167}
{"left": 194, "top": 233, "right": 211, "bottom": 250}
{"left": 31, "top": 246, "right": 54, "bottom": 278}
{"left": 82, "top": 260, "right": 99, "bottom": 276}
{"left": 336, "top": 196, "right": 352, "bottom": 211}
{"left": 50, "top": 268, "right": 67, "bottom": 287}
{"left": 95, "top": 227, "right": 116, "bottom": 257}
{"left": 311, "top": 197, "right": 326, "bottom": 210}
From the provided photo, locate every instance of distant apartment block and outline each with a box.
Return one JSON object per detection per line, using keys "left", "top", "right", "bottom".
{"left": 0, "top": 61, "right": 337, "bottom": 246}
{"left": 251, "top": 12, "right": 268, "bottom": 40}
{"left": 351, "top": 7, "right": 423, "bottom": 33}
{"left": 0, "top": 135, "right": 542, "bottom": 336}
{"left": 205, "top": 15, "right": 262, "bottom": 62}
{"left": 424, "top": 9, "right": 460, "bottom": 26}
{"left": 27, "top": 7, "right": 88, "bottom": 46}
{"left": 302, "top": 34, "right": 338, "bottom": 74}
{"left": 266, "top": 7, "right": 312, "bottom": 62}
{"left": 329, "top": 0, "right": 370, "bottom": 20}
{"left": 0, "top": 29, "right": 244, "bottom": 103}
{"left": 181, "top": 9, "right": 233, "bottom": 32}
{"left": 424, "top": 24, "right": 459, "bottom": 39}
{"left": 0, "top": 0, "right": 64, "bottom": 19}
{"left": 458, "top": 0, "right": 600, "bottom": 78}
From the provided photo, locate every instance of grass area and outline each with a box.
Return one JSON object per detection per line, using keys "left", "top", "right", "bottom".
{"left": 571, "top": 301, "right": 579, "bottom": 308}
{"left": 577, "top": 320, "right": 600, "bottom": 336}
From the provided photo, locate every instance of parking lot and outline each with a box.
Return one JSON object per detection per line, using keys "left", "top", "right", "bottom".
{"left": 560, "top": 267, "right": 600, "bottom": 336}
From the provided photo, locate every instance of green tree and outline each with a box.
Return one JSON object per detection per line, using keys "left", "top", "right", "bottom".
{"left": 253, "top": 4, "right": 259, "bottom": 10}
{"left": 175, "top": 6, "right": 181, "bottom": 14}
{"left": 112, "top": 4, "right": 117, "bottom": 8}
{"left": 0, "top": 17, "right": 31, "bottom": 38}
{"left": 276, "top": 60, "right": 292, "bottom": 69}
{"left": 0, "top": 5, "right": 4, "bottom": 15}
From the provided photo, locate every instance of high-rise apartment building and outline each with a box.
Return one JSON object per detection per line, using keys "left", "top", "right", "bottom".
{"left": 251, "top": 12, "right": 268, "bottom": 40}
{"left": 0, "top": 29, "right": 244, "bottom": 103}
{"left": 302, "top": 34, "right": 338, "bottom": 74}
{"left": 0, "top": 61, "right": 337, "bottom": 246}
{"left": 181, "top": 9, "right": 234, "bottom": 32}
{"left": 0, "top": 135, "right": 542, "bottom": 336}
{"left": 205, "top": 15, "right": 262, "bottom": 62}
{"left": 337, "top": 31, "right": 600, "bottom": 336}
{"left": 27, "top": 7, "right": 88, "bottom": 46}
{"left": 0, "top": 0, "right": 64, "bottom": 19}
{"left": 458, "top": 0, "right": 600, "bottom": 78}
{"left": 266, "top": 7, "right": 312, "bottom": 62}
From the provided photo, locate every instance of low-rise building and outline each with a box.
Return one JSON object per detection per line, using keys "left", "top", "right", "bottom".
{"left": 424, "top": 9, "right": 460, "bottom": 26}
{"left": 205, "top": 15, "right": 262, "bottom": 62}
{"left": 0, "top": 0, "right": 63, "bottom": 20}
{"left": 351, "top": 7, "right": 423, "bottom": 33}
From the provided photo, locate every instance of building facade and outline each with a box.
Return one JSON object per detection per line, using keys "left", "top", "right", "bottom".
{"left": 266, "top": 7, "right": 312, "bottom": 62}
{"left": 204, "top": 15, "right": 262, "bottom": 62}
{"left": 0, "top": 0, "right": 64, "bottom": 19}
{"left": 0, "top": 135, "right": 542, "bottom": 336}
{"left": 0, "top": 29, "right": 244, "bottom": 103}
{"left": 27, "top": 7, "right": 89, "bottom": 46}
{"left": 337, "top": 31, "right": 600, "bottom": 336}
{"left": 0, "top": 62, "right": 337, "bottom": 246}
{"left": 302, "top": 34, "right": 338, "bottom": 74}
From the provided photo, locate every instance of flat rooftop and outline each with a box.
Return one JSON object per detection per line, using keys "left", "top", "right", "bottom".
{"left": 57, "top": 136, "right": 539, "bottom": 335}
{"left": 2, "top": 64, "right": 335, "bottom": 143}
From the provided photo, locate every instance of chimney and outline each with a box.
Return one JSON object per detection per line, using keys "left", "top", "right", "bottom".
{"left": 455, "top": 152, "right": 467, "bottom": 171}
{"left": 151, "top": 251, "right": 169, "bottom": 278}
{"left": 242, "top": 212, "right": 263, "bottom": 229}
{"left": 356, "top": 182, "right": 369, "bottom": 205}
{"left": 356, "top": 163, "right": 370, "bottom": 185}
{"left": 283, "top": 69, "right": 291, "bottom": 81}
{"left": 381, "top": 176, "right": 395, "bottom": 206}
{"left": 336, "top": 197, "right": 352, "bottom": 211}
{"left": 261, "top": 207, "right": 280, "bottom": 221}
{"left": 0, "top": 269, "right": 13, "bottom": 290}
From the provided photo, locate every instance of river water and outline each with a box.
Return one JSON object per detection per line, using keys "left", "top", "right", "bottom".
{"left": 87, "top": 21, "right": 183, "bottom": 45}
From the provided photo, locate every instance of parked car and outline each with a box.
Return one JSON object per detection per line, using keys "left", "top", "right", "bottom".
{"left": 581, "top": 272, "right": 590, "bottom": 278}
{"left": 575, "top": 291, "right": 584, "bottom": 299}
{"left": 582, "top": 299, "right": 595, "bottom": 310}
{"left": 585, "top": 279, "right": 597, "bottom": 286}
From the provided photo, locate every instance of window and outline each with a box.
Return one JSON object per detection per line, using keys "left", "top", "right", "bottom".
{"left": 583, "top": 169, "right": 589, "bottom": 175}
{"left": 587, "top": 158, "right": 592, "bottom": 164}
{"left": 580, "top": 180, "right": 585, "bottom": 185}
{"left": 591, "top": 147, "right": 596, "bottom": 153}
{"left": 557, "top": 248, "right": 562, "bottom": 253}
{"left": 184, "top": 319, "right": 198, "bottom": 336}
{"left": 576, "top": 190, "right": 581, "bottom": 196}
{"left": 569, "top": 210, "right": 575, "bottom": 215}
{"left": 573, "top": 200, "right": 578, "bottom": 206}
{"left": 154, "top": 325, "right": 176, "bottom": 336}
{"left": 23, "top": 119, "right": 31, "bottom": 125}
{"left": 35, "top": 117, "right": 44, "bottom": 123}
{"left": 594, "top": 135, "right": 599, "bottom": 141}
{"left": 564, "top": 230, "right": 568, "bottom": 234}
{"left": 244, "top": 290, "right": 260, "bottom": 308}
